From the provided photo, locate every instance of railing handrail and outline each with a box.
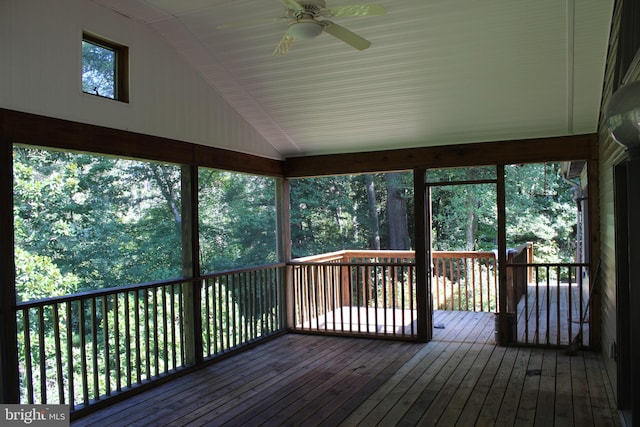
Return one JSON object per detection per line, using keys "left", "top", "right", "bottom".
{"left": 17, "top": 262, "right": 287, "bottom": 309}
{"left": 507, "top": 262, "right": 588, "bottom": 267}
{"left": 432, "top": 251, "right": 496, "bottom": 258}
{"left": 289, "top": 260, "right": 415, "bottom": 267}
{"left": 292, "top": 249, "right": 498, "bottom": 264}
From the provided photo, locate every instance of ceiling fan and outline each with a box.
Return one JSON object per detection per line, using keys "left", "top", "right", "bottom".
{"left": 217, "top": 0, "right": 386, "bottom": 56}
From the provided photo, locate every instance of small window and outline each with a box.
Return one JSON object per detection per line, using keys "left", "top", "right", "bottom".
{"left": 82, "top": 32, "right": 129, "bottom": 102}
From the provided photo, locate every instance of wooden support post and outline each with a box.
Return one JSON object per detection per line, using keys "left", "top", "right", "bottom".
{"left": 276, "top": 178, "right": 292, "bottom": 329}
{"left": 497, "top": 164, "right": 509, "bottom": 346}
{"left": 414, "top": 169, "right": 431, "bottom": 342}
{"left": 0, "top": 133, "right": 18, "bottom": 403}
{"left": 181, "top": 165, "right": 202, "bottom": 365}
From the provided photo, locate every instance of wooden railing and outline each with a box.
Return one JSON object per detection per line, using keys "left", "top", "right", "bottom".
{"left": 289, "top": 251, "right": 417, "bottom": 338}
{"left": 201, "top": 265, "right": 285, "bottom": 357}
{"left": 506, "top": 242, "right": 534, "bottom": 312}
{"left": 289, "top": 249, "right": 501, "bottom": 339}
{"left": 431, "top": 251, "right": 498, "bottom": 312}
{"left": 15, "top": 264, "right": 286, "bottom": 412}
{"left": 506, "top": 262, "right": 591, "bottom": 347}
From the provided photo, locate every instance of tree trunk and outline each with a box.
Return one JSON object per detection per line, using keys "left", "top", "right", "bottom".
{"left": 465, "top": 194, "right": 476, "bottom": 251}
{"left": 365, "top": 175, "right": 381, "bottom": 250}
{"left": 386, "top": 172, "right": 409, "bottom": 250}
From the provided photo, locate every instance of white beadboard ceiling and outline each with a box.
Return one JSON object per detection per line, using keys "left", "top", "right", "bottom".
{"left": 92, "top": 0, "right": 613, "bottom": 159}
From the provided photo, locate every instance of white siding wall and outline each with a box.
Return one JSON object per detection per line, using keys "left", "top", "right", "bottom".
{"left": 597, "top": 0, "right": 639, "bottom": 399}
{"left": 0, "top": 0, "right": 281, "bottom": 160}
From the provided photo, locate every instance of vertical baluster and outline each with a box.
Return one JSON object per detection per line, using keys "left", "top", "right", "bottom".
{"left": 124, "top": 291, "right": 131, "bottom": 387}
{"left": 546, "top": 266, "right": 552, "bottom": 345}
{"left": 37, "top": 306, "right": 46, "bottom": 403}
{"left": 356, "top": 265, "right": 362, "bottom": 333}
{"left": 244, "top": 272, "right": 249, "bottom": 343}
{"left": 204, "top": 281, "right": 211, "bottom": 356}
{"left": 251, "top": 271, "right": 257, "bottom": 339}
{"left": 316, "top": 266, "right": 322, "bottom": 328}
{"left": 391, "top": 264, "right": 396, "bottom": 333}
{"left": 463, "top": 258, "right": 469, "bottom": 311}
{"left": 496, "top": 257, "right": 500, "bottom": 312}
{"left": 264, "top": 270, "right": 270, "bottom": 335}
{"left": 169, "top": 285, "right": 176, "bottom": 369}
{"left": 259, "top": 270, "right": 265, "bottom": 337}
{"left": 218, "top": 277, "right": 224, "bottom": 350}
{"left": 232, "top": 274, "right": 239, "bottom": 347}
{"left": 305, "top": 266, "right": 313, "bottom": 330}
{"left": 51, "top": 304, "right": 64, "bottom": 404}
{"left": 568, "top": 266, "right": 574, "bottom": 346}
{"left": 364, "top": 265, "right": 371, "bottom": 333}
{"left": 78, "top": 299, "right": 89, "bottom": 405}
{"left": 410, "top": 264, "right": 416, "bottom": 336}
{"left": 161, "top": 285, "right": 168, "bottom": 373}
{"left": 226, "top": 274, "right": 237, "bottom": 348}
{"left": 477, "top": 258, "right": 483, "bottom": 312}
{"left": 90, "top": 298, "right": 99, "bottom": 400}
{"left": 524, "top": 268, "right": 533, "bottom": 345}
{"left": 241, "top": 273, "right": 248, "bottom": 341}
{"left": 152, "top": 288, "right": 159, "bottom": 376}
{"left": 271, "top": 267, "right": 277, "bottom": 332}
{"left": 401, "top": 265, "right": 406, "bottom": 336}
{"left": 114, "top": 293, "right": 121, "bottom": 391}
{"left": 433, "top": 258, "right": 439, "bottom": 311}
{"left": 346, "top": 264, "right": 353, "bottom": 333}
{"left": 228, "top": 273, "right": 232, "bottom": 349}
{"left": 322, "top": 265, "right": 329, "bottom": 331}
{"left": 143, "top": 289, "right": 151, "bottom": 380}
{"left": 21, "top": 309, "right": 34, "bottom": 403}
{"left": 443, "top": 258, "right": 449, "bottom": 310}
{"left": 337, "top": 265, "right": 344, "bottom": 333}
{"left": 555, "top": 265, "right": 560, "bottom": 345}
{"left": 178, "top": 284, "right": 185, "bottom": 364}
{"left": 102, "top": 295, "right": 110, "bottom": 396}
{"left": 471, "top": 258, "right": 477, "bottom": 311}
{"left": 134, "top": 290, "right": 141, "bottom": 384}
{"left": 297, "top": 266, "right": 304, "bottom": 328}
{"left": 455, "top": 258, "right": 461, "bottom": 311}
{"left": 580, "top": 265, "right": 586, "bottom": 345}
{"left": 373, "top": 265, "right": 379, "bottom": 335}
{"left": 214, "top": 279, "right": 220, "bottom": 352}
{"left": 66, "top": 302, "right": 74, "bottom": 409}
{"left": 481, "top": 258, "right": 491, "bottom": 312}
{"left": 295, "top": 266, "right": 301, "bottom": 329}
{"left": 382, "top": 264, "right": 388, "bottom": 335}
{"left": 229, "top": 274, "right": 234, "bottom": 347}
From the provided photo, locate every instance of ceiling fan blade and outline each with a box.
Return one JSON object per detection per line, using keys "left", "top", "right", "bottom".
{"left": 273, "top": 32, "right": 295, "bottom": 56}
{"left": 280, "top": 0, "right": 305, "bottom": 12}
{"left": 327, "top": 4, "right": 387, "bottom": 17}
{"left": 323, "top": 21, "right": 371, "bottom": 50}
{"left": 217, "top": 16, "right": 288, "bottom": 30}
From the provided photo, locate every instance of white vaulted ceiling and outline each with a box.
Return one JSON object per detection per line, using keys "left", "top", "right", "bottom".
{"left": 91, "top": 0, "right": 613, "bottom": 159}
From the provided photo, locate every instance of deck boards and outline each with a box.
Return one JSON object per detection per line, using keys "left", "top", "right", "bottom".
{"left": 73, "top": 312, "right": 619, "bottom": 427}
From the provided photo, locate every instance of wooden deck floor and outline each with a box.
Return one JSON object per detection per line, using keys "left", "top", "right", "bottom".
{"left": 73, "top": 312, "right": 619, "bottom": 427}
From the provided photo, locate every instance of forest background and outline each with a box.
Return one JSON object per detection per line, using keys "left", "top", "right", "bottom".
{"left": 12, "top": 146, "right": 579, "bottom": 302}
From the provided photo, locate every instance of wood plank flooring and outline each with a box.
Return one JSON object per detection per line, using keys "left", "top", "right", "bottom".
{"left": 73, "top": 312, "right": 619, "bottom": 427}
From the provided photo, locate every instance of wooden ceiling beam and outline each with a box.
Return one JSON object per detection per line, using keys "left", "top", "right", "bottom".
{"left": 284, "top": 134, "right": 598, "bottom": 177}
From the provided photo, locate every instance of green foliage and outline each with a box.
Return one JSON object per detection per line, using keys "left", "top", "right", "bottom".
{"left": 14, "top": 248, "right": 80, "bottom": 302}
{"left": 13, "top": 147, "right": 184, "bottom": 298}
{"left": 505, "top": 163, "right": 576, "bottom": 262}
{"left": 198, "top": 169, "right": 277, "bottom": 272}
{"left": 290, "top": 172, "right": 415, "bottom": 258}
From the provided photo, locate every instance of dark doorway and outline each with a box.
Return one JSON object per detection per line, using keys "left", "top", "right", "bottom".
{"left": 614, "top": 159, "right": 639, "bottom": 426}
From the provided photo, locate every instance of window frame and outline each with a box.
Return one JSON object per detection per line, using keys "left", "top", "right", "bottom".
{"left": 82, "top": 32, "right": 129, "bottom": 103}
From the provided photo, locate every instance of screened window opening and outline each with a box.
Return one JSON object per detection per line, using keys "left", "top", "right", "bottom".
{"left": 82, "top": 32, "right": 128, "bottom": 102}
